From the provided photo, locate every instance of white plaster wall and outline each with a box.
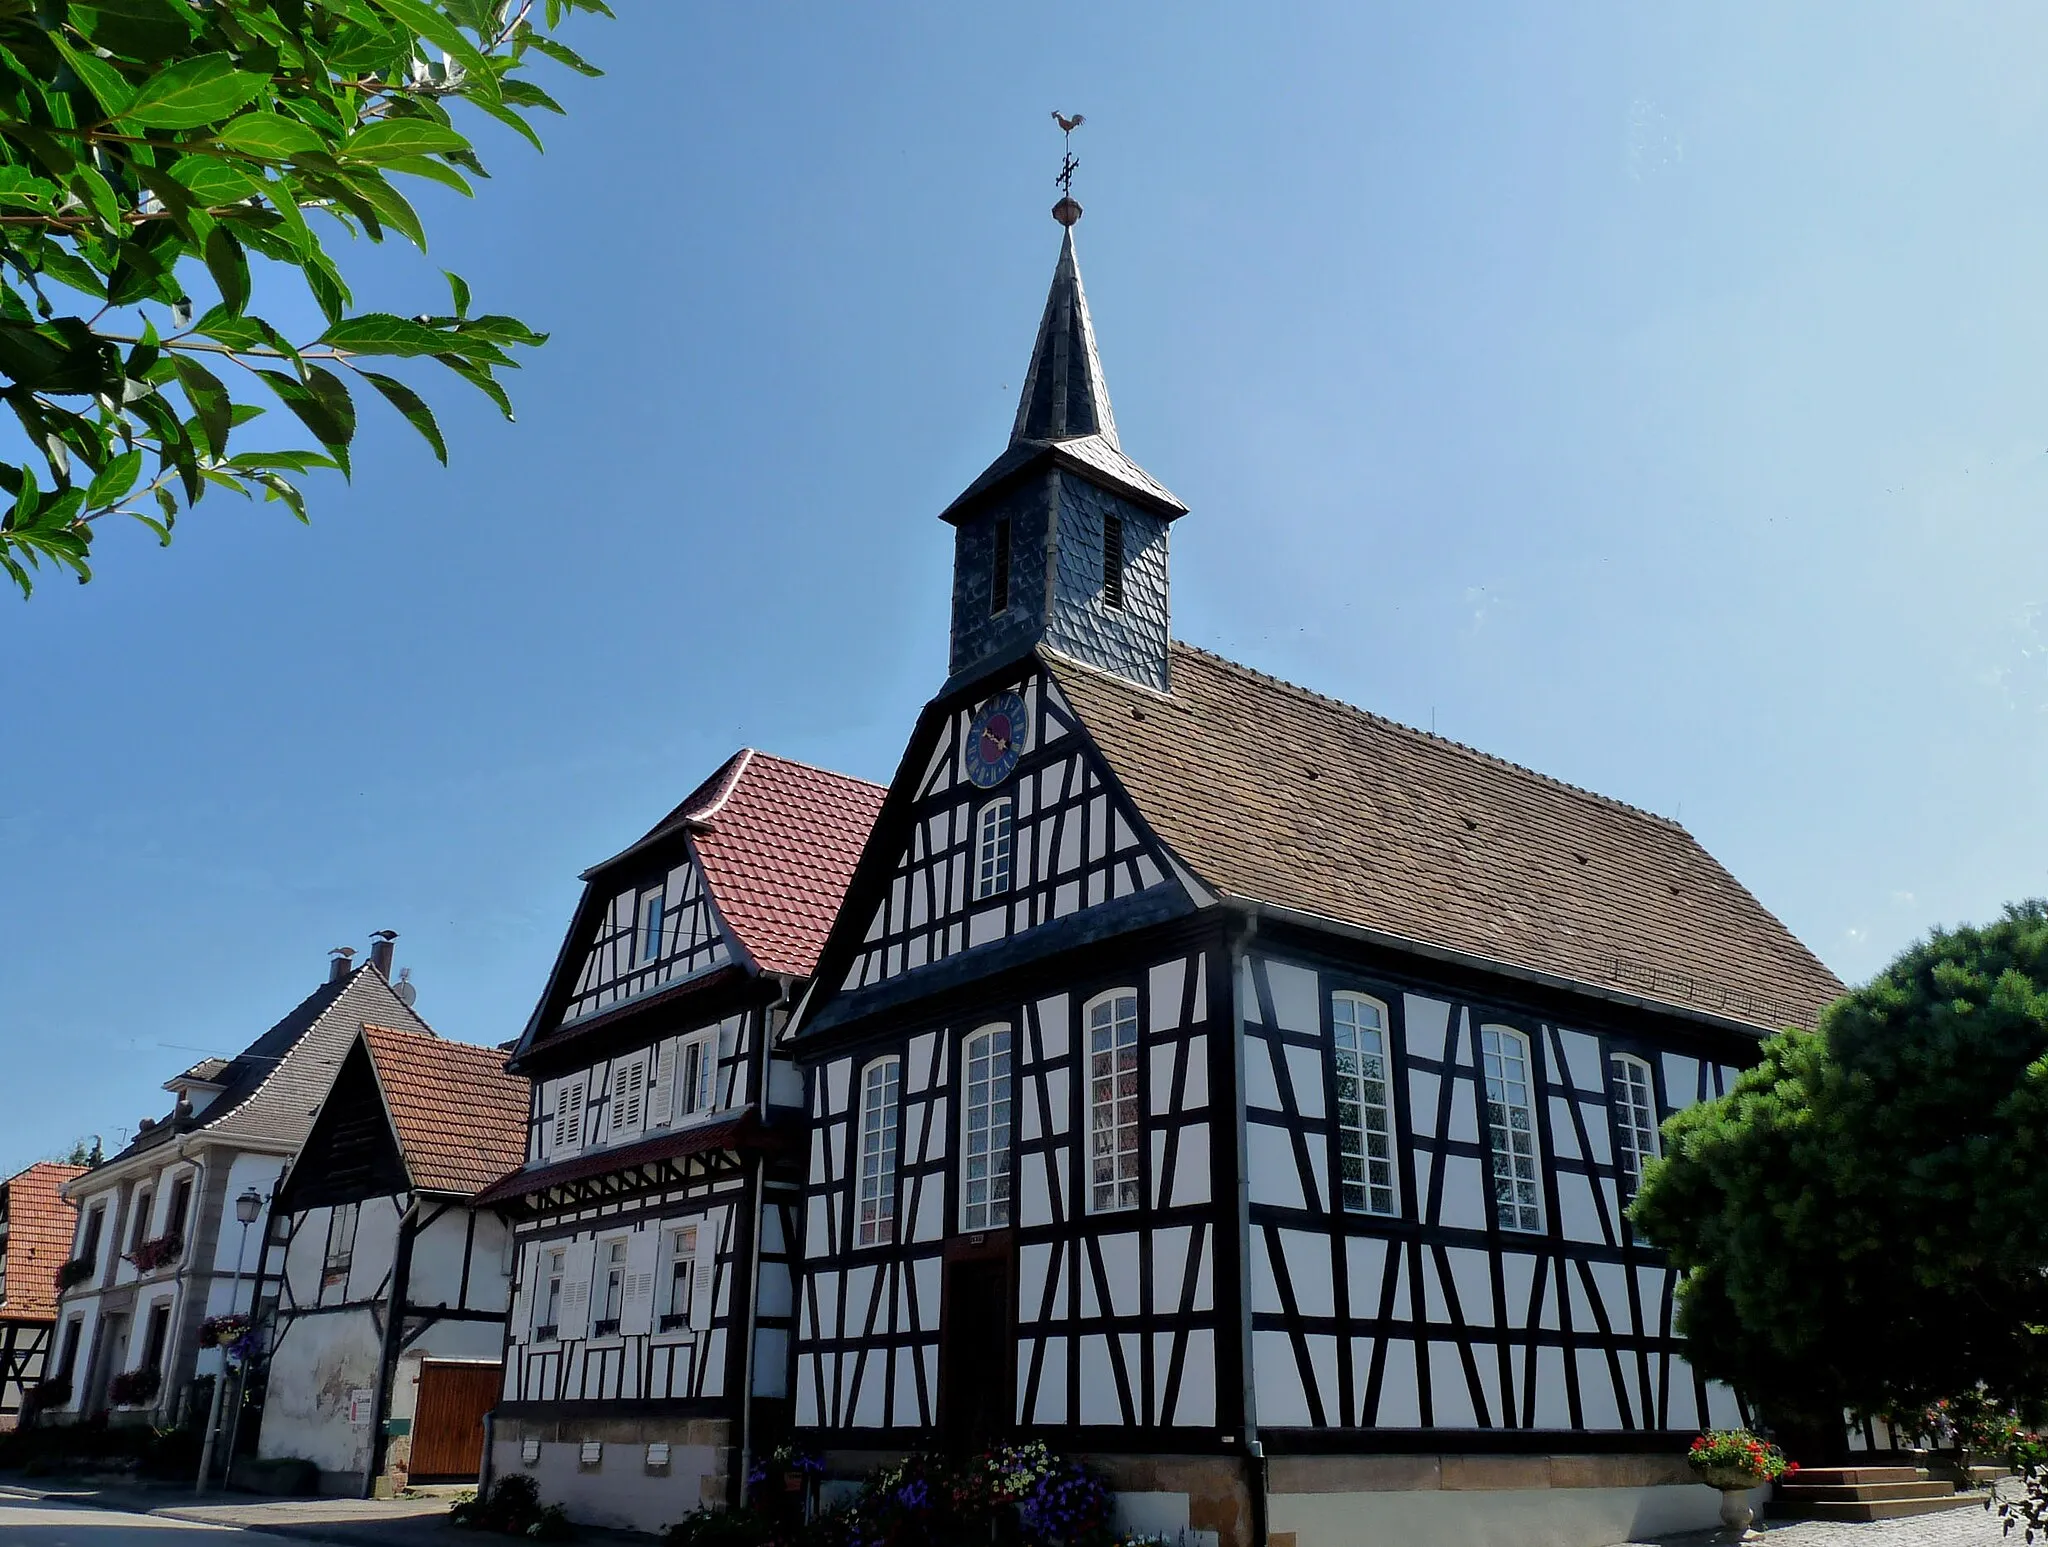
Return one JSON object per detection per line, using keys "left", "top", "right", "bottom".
{"left": 211, "top": 1154, "right": 289, "bottom": 1277}
{"left": 257, "top": 1304, "right": 381, "bottom": 1474}
{"left": 1270, "top": 1483, "right": 1753, "bottom": 1547}
{"left": 488, "top": 1438, "right": 717, "bottom": 1534}
{"left": 407, "top": 1208, "right": 509, "bottom": 1311}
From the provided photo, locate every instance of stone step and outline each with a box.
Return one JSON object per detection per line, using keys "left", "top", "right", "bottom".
{"left": 1773, "top": 1492, "right": 1984, "bottom": 1524}
{"left": 1787, "top": 1466, "right": 1926, "bottom": 1486}
{"left": 1776, "top": 1481, "right": 1958, "bottom": 1504}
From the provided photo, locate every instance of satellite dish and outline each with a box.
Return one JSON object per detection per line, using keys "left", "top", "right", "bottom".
{"left": 395, "top": 967, "right": 417, "bottom": 1007}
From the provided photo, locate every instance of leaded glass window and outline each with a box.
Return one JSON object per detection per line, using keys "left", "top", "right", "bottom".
{"left": 1087, "top": 991, "right": 1140, "bottom": 1212}
{"left": 1332, "top": 993, "right": 1396, "bottom": 1215}
{"left": 856, "top": 1058, "right": 901, "bottom": 1248}
{"left": 960, "top": 1025, "right": 1013, "bottom": 1230}
{"left": 1610, "top": 1053, "right": 1660, "bottom": 1199}
{"left": 1481, "top": 1025, "right": 1543, "bottom": 1232}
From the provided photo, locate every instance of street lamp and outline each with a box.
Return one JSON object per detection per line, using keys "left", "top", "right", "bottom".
{"left": 195, "top": 1187, "right": 265, "bottom": 1495}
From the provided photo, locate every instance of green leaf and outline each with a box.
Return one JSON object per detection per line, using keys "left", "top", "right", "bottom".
{"left": 522, "top": 33, "right": 604, "bottom": 76}
{"left": 302, "top": 250, "right": 349, "bottom": 326}
{"left": 444, "top": 270, "right": 471, "bottom": 318}
{"left": 168, "top": 354, "right": 232, "bottom": 457}
{"left": 349, "top": 171, "right": 426, "bottom": 249}
{"left": 69, "top": 0, "right": 201, "bottom": 64}
{"left": 0, "top": 319, "right": 121, "bottom": 395}
{"left": 167, "top": 153, "right": 263, "bottom": 206}
{"left": 377, "top": 154, "right": 474, "bottom": 197}
{"left": 358, "top": 369, "right": 445, "bottom": 463}
{"left": 202, "top": 226, "right": 251, "bottom": 315}
{"left": 370, "top": 0, "right": 491, "bottom": 77}
{"left": 86, "top": 448, "right": 144, "bottom": 507}
{"left": 468, "top": 95, "right": 543, "bottom": 154}
{"left": 212, "top": 113, "right": 326, "bottom": 161}
{"left": 432, "top": 350, "right": 512, "bottom": 419}
{"left": 341, "top": 119, "right": 471, "bottom": 163}
{"left": 317, "top": 313, "right": 444, "bottom": 357}
{"left": 51, "top": 37, "right": 138, "bottom": 118}
{"left": 498, "top": 78, "right": 565, "bottom": 115}
{"left": 256, "top": 365, "right": 355, "bottom": 473}
{"left": 68, "top": 164, "right": 122, "bottom": 231}
{"left": 123, "top": 55, "right": 272, "bottom": 130}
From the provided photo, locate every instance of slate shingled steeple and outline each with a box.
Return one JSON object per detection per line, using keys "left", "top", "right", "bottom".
{"left": 942, "top": 222, "right": 1187, "bottom": 695}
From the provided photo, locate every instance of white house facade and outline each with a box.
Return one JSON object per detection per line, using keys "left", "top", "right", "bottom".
{"left": 253, "top": 1022, "right": 526, "bottom": 1495}
{"left": 475, "top": 749, "right": 884, "bottom": 1533}
{"left": 44, "top": 942, "right": 435, "bottom": 1439}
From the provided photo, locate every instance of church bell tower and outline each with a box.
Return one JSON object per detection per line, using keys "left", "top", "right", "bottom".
{"left": 940, "top": 186, "right": 1187, "bottom": 695}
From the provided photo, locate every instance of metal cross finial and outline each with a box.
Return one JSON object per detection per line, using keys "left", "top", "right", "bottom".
{"left": 1051, "top": 110, "right": 1085, "bottom": 225}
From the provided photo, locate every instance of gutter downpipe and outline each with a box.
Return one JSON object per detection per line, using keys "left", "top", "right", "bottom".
{"left": 736, "top": 976, "right": 791, "bottom": 1510}
{"left": 1225, "top": 905, "right": 1269, "bottom": 1547}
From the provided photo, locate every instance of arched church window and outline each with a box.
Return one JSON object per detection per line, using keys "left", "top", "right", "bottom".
{"left": 960, "top": 1024, "right": 1013, "bottom": 1231}
{"left": 1480, "top": 1024, "right": 1544, "bottom": 1233}
{"left": 856, "top": 1057, "right": 901, "bottom": 1248}
{"left": 1331, "top": 992, "right": 1397, "bottom": 1216}
{"left": 974, "top": 799, "right": 1014, "bottom": 899}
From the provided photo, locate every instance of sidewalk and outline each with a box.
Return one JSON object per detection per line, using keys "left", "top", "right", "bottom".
{"left": 0, "top": 1477, "right": 469, "bottom": 1547}
{"left": 1615, "top": 1493, "right": 2008, "bottom": 1546}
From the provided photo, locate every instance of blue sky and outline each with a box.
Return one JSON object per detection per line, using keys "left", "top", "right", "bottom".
{"left": 6, "top": 4, "right": 2047, "bottom": 1173}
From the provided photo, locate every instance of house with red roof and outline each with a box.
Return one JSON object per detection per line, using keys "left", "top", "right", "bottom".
{"left": 0, "top": 1160, "right": 85, "bottom": 1427}
{"left": 252, "top": 1021, "right": 528, "bottom": 1495}
{"left": 473, "top": 748, "right": 884, "bottom": 1531}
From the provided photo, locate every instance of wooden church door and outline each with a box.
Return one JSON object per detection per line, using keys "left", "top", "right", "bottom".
{"left": 940, "top": 1245, "right": 1013, "bottom": 1455}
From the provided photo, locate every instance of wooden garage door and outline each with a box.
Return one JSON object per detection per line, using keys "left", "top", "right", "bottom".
{"left": 410, "top": 1361, "right": 501, "bottom": 1478}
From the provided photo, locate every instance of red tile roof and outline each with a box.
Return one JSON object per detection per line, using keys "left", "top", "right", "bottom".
{"left": 360, "top": 1025, "right": 529, "bottom": 1197}
{"left": 684, "top": 750, "right": 886, "bottom": 978}
{"left": 1054, "top": 644, "right": 1844, "bottom": 1032}
{"left": 1, "top": 1163, "right": 86, "bottom": 1320}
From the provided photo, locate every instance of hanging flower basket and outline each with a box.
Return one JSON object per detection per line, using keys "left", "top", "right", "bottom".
{"left": 54, "top": 1256, "right": 94, "bottom": 1291}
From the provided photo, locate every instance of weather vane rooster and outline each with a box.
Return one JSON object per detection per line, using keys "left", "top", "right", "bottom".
{"left": 1051, "top": 110, "right": 1085, "bottom": 226}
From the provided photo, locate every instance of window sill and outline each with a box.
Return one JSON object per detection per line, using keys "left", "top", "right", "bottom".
{"left": 533, "top": 1325, "right": 559, "bottom": 1344}
{"left": 656, "top": 1314, "right": 691, "bottom": 1333}
{"left": 592, "top": 1319, "right": 621, "bottom": 1338}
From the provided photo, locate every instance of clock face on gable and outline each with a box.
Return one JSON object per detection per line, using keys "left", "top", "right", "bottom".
{"left": 963, "top": 691, "right": 1028, "bottom": 789}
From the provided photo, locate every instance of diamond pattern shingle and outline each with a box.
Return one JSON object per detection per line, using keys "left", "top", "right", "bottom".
{"left": 1051, "top": 643, "right": 1843, "bottom": 1032}
{"left": 1, "top": 1162, "right": 86, "bottom": 1320}
{"left": 685, "top": 751, "right": 886, "bottom": 979}
{"left": 360, "top": 1024, "right": 528, "bottom": 1198}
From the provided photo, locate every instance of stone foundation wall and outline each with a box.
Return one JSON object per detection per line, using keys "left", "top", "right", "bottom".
{"left": 491, "top": 1415, "right": 734, "bottom": 1535}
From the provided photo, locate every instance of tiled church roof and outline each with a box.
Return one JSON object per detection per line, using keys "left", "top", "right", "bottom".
{"left": 360, "top": 1024, "right": 529, "bottom": 1197}
{"left": 0, "top": 1162, "right": 85, "bottom": 1320}
{"left": 1051, "top": 643, "right": 1844, "bottom": 1033}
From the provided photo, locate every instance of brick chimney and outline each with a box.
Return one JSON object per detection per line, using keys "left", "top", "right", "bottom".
{"left": 328, "top": 947, "right": 356, "bottom": 984}
{"left": 368, "top": 931, "right": 397, "bottom": 980}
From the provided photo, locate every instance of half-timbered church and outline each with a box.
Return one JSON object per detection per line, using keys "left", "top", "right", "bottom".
{"left": 478, "top": 750, "right": 884, "bottom": 1530}
{"left": 783, "top": 200, "right": 1845, "bottom": 1547}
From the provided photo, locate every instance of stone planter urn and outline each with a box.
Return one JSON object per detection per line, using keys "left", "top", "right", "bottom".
{"left": 1694, "top": 1465, "right": 1765, "bottom": 1537}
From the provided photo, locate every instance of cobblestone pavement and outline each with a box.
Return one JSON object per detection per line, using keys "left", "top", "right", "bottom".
{"left": 1622, "top": 1494, "right": 2017, "bottom": 1547}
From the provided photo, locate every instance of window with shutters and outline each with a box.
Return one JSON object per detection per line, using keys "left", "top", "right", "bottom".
{"left": 551, "top": 1077, "right": 586, "bottom": 1156}
{"left": 167, "top": 1174, "right": 193, "bottom": 1236}
{"left": 639, "top": 889, "right": 664, "bottom": 964}
{"left": 594, "top": 1238, "right": 628, "bottom": 1336}
{"left": 660, "top": 1225, "right": 698, "bottom": 1332}
{"left": 1481, "top": 1025, "right": 1544, "bottom": 1233}
{"left": 1331, "top": 993, "right": 1397, "bottom": 1216}
{"left": 960, "top": 1025, "right": 1013, "bottom": 1231}
{"left": 1610, "top": 1053, "right": 1661, "bottom": 1202}
{"left": 678, "top": 1033, "right": 716, "bottom": 1121}
{"left": 80, "top": 1203, "right": 104, "bottom": 1265}
{"left": 974, "top": 800, "right": 1014, "bottom": 899}
{"left": 856, "top": 1058, "right": 901, "bottom": 1248}
{"left": 1103, "top": 512, "right": 1125, "bottom": 608}
{"left": 611, "top": 1054, "right": 648, "bottom": 1139}
{"left": 536, "top": 1248, "right": 565, "bottom": 1341}
{"left": 1086, "top": 990, "right": 1141, "bottom": 1213}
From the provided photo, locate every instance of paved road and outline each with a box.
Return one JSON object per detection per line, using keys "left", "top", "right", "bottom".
{"left": 1625, "top": 1495, "right": 2014, "bottom": 1546}
{"left": 0, "top": 1494, "right": 241, "bottom": 1542}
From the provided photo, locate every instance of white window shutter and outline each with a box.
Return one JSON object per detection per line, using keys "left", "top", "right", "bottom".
{"left": 690, "top": 1213, "right": 719, "bottom": 1332}
{"left": 553, "top": 1080, "right": 586, "bottom": 1157}
{"left": 560, "top": 1237, "right": 596, "bottom": 1340}
{"left": 649, "top": 1040, "right": 676, "bottom": 1130}
{"left": 618, "top": 1057, "right": 646, "bottom": 1134}
{"left": 619, "top": 1227, "right": 660, "bottom": 1337}
{"left": 510, "top": 1243, "right": 537, "bottom": 1343}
